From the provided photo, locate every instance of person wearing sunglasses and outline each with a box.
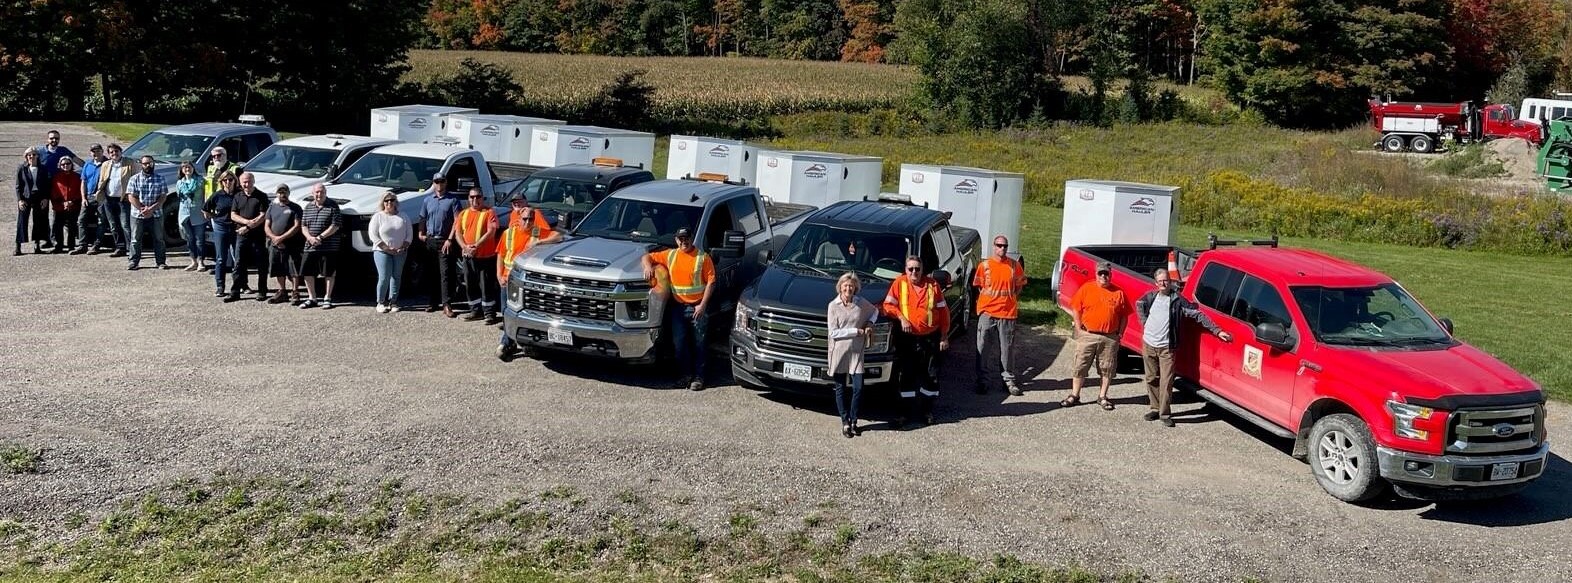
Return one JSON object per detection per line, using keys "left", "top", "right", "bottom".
{"left": 450, "top": 187, "right": 500, "bottom": 323}
{"left": 881, "top": 255, "right": 950, "bottom": 429}
{"left": 202, "top": 172, "right": 239, "bottom": 297}
{"left": 368, "top": 191, "right": 414, "bottom": 313}
{"left": 971, "top": 235, "right": 1028, "bottom": 396}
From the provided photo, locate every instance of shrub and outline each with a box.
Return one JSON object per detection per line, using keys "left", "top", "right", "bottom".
{"left": 584, "top": 69, "right": 655, "bottom": 130}
{"left": 1428, "top": 145, "right": 1508, "bottom": 179}
{"left": 418, "top": 57, "right": 525, "bottom": 113}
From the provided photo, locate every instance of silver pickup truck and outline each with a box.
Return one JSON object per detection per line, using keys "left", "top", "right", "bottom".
{"left": 502, "top": 179, "right": 814, "bottom": 363}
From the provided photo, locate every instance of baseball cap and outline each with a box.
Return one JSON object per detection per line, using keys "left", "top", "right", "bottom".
{"left": 1096, "top": 262, "right": 1112, "bottom": 274}
{"left": 432, "top": 172, "right": 445, "bottom": 181}
{"left": 675, "top": 227, "right": 692, "bottom": 239}
{"left": 89, "top": 143, "right": 102, "bottom": 151}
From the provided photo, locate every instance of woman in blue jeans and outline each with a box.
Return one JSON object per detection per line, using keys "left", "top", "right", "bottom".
{"left": 202, "top": 172, "right": 238, "bottom": 296}
{"left": 827, "top": 272, "right": 878, "bottom": 438}
{"left": 367, "top": 191, "right": 413, "bottom": 313}
{"left": 174, "top": 162, "right": 208, "bottom": 271}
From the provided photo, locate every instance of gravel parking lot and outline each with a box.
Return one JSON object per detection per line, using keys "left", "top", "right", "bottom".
{"left": 2, "top": 122, "right": 1569, "bottom": 582}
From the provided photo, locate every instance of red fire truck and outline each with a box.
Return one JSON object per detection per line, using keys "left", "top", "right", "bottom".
{"left": 1367, "top": 98, "right": 1543, "bottom": 153}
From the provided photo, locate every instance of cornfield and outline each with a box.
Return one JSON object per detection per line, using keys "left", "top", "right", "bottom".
{"left": 406, "top": 50, "right": 917, "bottom": 121}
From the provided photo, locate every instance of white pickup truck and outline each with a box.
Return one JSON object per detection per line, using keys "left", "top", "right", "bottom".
{"left": 244, "top": 134, "right": 399, "bottom": 197}
{"left": 318, "top": 142, "right": 540, "bottom": 254}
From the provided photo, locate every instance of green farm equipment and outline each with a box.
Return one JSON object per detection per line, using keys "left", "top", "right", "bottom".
{"left": 1541, "top": 118, "right": 1572, "bottom": 192}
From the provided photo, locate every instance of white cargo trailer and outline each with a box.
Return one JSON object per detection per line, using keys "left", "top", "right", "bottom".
{"left": 528, "top": 125, "right": 655, "bottom": 170}
{"left": 755, "top": 150, "right": 882, "bottom": 208}
{"left": 898, "top": 164, "right": 1024, "bottom": 250}
{"left": 1054, "top": 179, "right": 1179, "bottom": 291}
{"left": 369, "top": 105, "right": 479, "bottom": 143}
{"left": 666, "top": 136, "right": 760, "bottom": 184}
{"left": 446, "top": 114, "right": 563, "bottom": 165}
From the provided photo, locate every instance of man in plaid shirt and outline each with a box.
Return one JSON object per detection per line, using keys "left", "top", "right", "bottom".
{"left": 125, "top": 155, "right": 169, "bottom": 270}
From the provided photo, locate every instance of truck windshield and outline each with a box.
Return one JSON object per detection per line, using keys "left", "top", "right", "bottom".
{"left": 337, "top": 153, "right": 443, "bottom": 191}
{"left": 124, "top": 131, "right": 214, "bottom": 165}
{"left": 245, "top": 145, "right": 337, "bottom": 178}
{"left": 573, "top": 198, "right": 699, "bottom": 244}
{"left": 777, "top": 225, "right": 910, "bottom": 280}
{"left": 1291, "top": 284, "right": 1453, "bottom": 348}
{"left": 516, "top": 176, "right": 609, "bottom": 221}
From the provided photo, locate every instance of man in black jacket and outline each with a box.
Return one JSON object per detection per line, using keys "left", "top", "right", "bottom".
{"left": 1136, "top": 268, "right": 1232, "bottom": 427}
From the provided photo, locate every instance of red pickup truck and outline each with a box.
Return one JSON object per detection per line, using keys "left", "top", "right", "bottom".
{"left": 1058, "top": 241, "right": 1549, "bottom": 502}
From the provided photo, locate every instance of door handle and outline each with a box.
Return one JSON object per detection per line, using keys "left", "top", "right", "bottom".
{"left": 1299, "top": 360, "right": 1322, "bottom": 373}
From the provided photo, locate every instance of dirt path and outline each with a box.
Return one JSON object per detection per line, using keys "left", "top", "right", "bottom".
{"left": 1, "top": 122, "right": 1569, "bottom": 583}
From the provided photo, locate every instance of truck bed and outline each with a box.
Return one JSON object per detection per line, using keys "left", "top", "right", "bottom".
{"left": 1071, "top": 245, "right": 1197, "bottom": 283}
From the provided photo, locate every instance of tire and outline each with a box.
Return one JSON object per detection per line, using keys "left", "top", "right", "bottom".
{"left": 1409, "top": 135, "right": 1434, "bottom": 154}
{"left": 1308, "top": 413, "right": 1387, "bottom": 503}
{"left": 1381, "top": 135, "right": 1407, "bottom": 152}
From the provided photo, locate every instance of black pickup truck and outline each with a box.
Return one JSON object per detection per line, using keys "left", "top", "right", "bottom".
{"left": 729, "top": 199, "right": 981, "bottom": 392}
{"left": 502, "top": 162, "right": 655, "bottom": 230}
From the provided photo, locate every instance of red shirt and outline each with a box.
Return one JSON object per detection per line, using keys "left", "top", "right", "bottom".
{"left": 50, "top": 171, "right": 83, "bottom": 211}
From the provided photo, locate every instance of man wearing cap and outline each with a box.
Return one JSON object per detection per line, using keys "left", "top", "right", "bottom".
{"left": 971, "top": 235, "right": 1028, "bottom": 396}
{"left": 882, "top": 255, "right": 951, "bottom": 428}
{"left": 1137, "top": 268, "right": 1232, "bottom": 426}
{"left": 415, "top": 172, "right": 464, "bottom": 317}
{"left": 641, "top": 227, "right": 715, "bottom": 391}
{"left": 451, "top": 187, "right": 501, "bottom": 323}
{"left": 1066, "top": 262, "right": 1131, "bottom": 410}
{"left": 71, "top": 143, "right": 104, "bottom": 255}
{"left": 494, "top": 195, "right": 562, "bottom": 360}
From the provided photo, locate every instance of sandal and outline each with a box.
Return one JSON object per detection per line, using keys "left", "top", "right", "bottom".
{"left": 1097, "top": 398, "right": 1115, "bottom": 411}
{"left": 1059, "top": 395, "right": 1081, "bottom": 407}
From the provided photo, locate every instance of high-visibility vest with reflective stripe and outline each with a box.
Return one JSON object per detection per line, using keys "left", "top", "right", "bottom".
{"left": 496, "top": 221, "right": 530, "bottom": 281}
{"left": 899, "top": 278, "right": 937, "bottom": 327}
{"left": 456, "top": 208, "right": 498, "bottom": 257}
{"left": 204, "top": 161, "right": 233, "bottom": 202}
{"left": 977, "top": 260, "right": 1021, "bottom": 298}
{"left": 666, "top": 249, "right": 709, "bottom": 304}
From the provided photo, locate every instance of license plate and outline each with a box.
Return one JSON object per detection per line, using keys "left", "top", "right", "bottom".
{"left": 547, "top": 328, "right": 573, "bottom": 345}
{"left": 1490, "top": 462, "right": 1520, "bottom": 481}
{"left": 782, "top": 363, "right": 813, "bottom": 382}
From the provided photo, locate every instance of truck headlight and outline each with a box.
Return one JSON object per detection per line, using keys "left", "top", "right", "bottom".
{"left": 627, "top": 299, "right": 650, "bottom": 321}
{"left": 1386, "top": 400, "right": 1436, "bottom": 441}
{"left": 867, "top": 322, "right": 893, "bottom": 353}
{"left": 506, "top": 278, "right": 524, "bottom": 311}
{"left": 735, "top": 303, "right": 755, "bottom": 333}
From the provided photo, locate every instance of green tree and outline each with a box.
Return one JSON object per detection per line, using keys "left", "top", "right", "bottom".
{"left": 760, "top": 0, "right": 845, "bottom": 60}
{"left": 892, "top": 0, "right": 1049, "bottom": 128}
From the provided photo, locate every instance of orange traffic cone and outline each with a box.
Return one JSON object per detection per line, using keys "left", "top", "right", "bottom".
{"left": 1167, "top": 250, "right": 1181, "bottom": 282}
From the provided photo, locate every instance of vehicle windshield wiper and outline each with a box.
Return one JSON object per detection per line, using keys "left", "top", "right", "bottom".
{"left": 780, "top": 260, "right": 832, "bottom": 278}
{"left": 1323, "top": 336, "right": 1397, "bottom": 347}
{"left": 1384, "top": 336, "right": 1452, "bottom": 347}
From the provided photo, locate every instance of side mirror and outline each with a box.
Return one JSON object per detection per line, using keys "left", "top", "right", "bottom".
{"left": 1254, "top": 322, "right": 1295, "bottom": 351}
{"left": 1439, "top": 317, "right": 1454, "bottom": 335}
{"left": 711, "top": 230, "right": 745, "bottom": 258}
{"left": 324, "top": 163, "right": 339, "bottom": 180}
{"left": 757, "top": 249, "right": 773, "bottom": 264}
{"left": 930, "top": 270, "right": 953, "bottom": 290}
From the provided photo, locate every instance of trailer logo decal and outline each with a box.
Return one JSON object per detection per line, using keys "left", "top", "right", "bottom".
{"left": 676, "top": 141, "right": 688, "bottom": 151}
{"left": 377, "top": 113, "right": 388, "bottom": 123}
{"left": 954, "top": 178, "right": 979, "bottom": 195}
{"left": 1129, "top": 197, "right": 1156, "bottom": 215}
{"left": 1078, "top": 188, "right": 1095, "bottom": 201}
{"left": 568, "top": 137, "right": 591, "bottom": 150}
{"left": 538, "top": 131, "right": 548, "bottom": 141}
{"left": 708, "top": 145, "right": 730, "bottom": 158}
{"left": 804, "top": 163, "right": 828, "bottom": 179}
{"left": 1243, "top": 345, "right": 1263, "bottom": 380}
{"left": 765, "top": 157, "right": 779, "bottom": 168}
{"left": 912, "top": 172, "right": 925, "bottom": 184}
{"left": 480, "top": 124, "right": 500, "bottom": 137}
{"left": 788, "top": 328, "right": 813, "bottom": 342}
{"left": 408, "top": 117, "right": 428, "bottom": 129}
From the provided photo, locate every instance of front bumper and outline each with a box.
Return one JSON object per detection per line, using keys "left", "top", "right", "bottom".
{"left": 728, "top": 330, "right": 894, "bottom": 392}
{"left": 504, "top": 307, "right": 659, "bottom": 363}
{"left": 1376, "top": 442, "right": 1549, "bottom": 487}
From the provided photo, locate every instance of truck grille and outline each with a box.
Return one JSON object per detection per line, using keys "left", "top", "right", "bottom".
{"left": 753, "top": 309, "right": 828, "bottom": 361}
{"left": 523, "top": 271, "right": 617, "bottom": 292}
{"left": 1447, "top": 406, "right": 1544, "bottom": 455}
{"left": 519, "top": 269, "right": 616, "bottom": 321}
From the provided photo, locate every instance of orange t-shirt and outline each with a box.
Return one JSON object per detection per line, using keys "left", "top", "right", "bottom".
{"left": 1069, "top": 281, "right": 1129, "bottom": 334}
{"left": 972, "top": 257, "right": 1026, "bottom": 319}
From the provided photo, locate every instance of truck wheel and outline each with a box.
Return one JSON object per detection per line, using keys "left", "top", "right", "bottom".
{"left": 1381, "top": 135, "right": 1407, "bottom": 152}
{"left": 1409, "top": 135, "right": 1434, "bottom": 153}
{"left": 1308, "top": 413, "right": 1387, "bottom": 503}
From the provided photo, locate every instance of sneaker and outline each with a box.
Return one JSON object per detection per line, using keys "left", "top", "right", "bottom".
{"left": 109, "top": 249, "right": 126, "bottom": 258}
{"left": 376, "top": 304, "right": 388, "bottom": 314}
{"left": 1143, "top": 411, "right": 1160, "bottom": 422}
{"left": 1005, "top": 380, "right": 1023, "bottom": 396}
{"left": 214, "top": 290, "right": 226, "bottom": 298}
{"left": 157, "top": 264, "right": 170, "bottom": 270}
{"left": 495, "top": 343, "right": 511, "bottom": 360}
{"left": 87, "top": 247, "right": 106, "bottom": 255}
{"left": 389, "top": 305, "right": 401, "bottom": 313}
{"left": 69, "top": 247, "right": 87, "bottom": 255}
{"left": 299, "top": 300, "right": 318, "bottom": 309}
{"left": 127, "top": 263, "right": 138, "bottom": 271}
{"left": 320, "top": 299, "right": 334, "bottom": 310}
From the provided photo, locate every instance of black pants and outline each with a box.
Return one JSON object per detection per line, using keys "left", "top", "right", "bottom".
{"left": 52, "top": 208, "right": 79, "bottom": 249}
{"left": 76, "top": 201, "right": 99, "bottom": 250}
{"left": 233, "top": 236, "right": 271, "bottom": 294}
{"left": 424, "top": 237, "right": 459, "bottom": 308}
{"left": 895, "top": 331, "right": 942, "bottom": 420}
{"left": 14, "top": 197, "right": 48, "bottom": 247}
{"left": 463, "top": 255, "right": 498, "bottom": 316}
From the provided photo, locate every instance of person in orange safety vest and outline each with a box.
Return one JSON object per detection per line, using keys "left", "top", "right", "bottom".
{"left": 882, "top": 254, "right": 950, "bottom": 429}
{"left": 971, "top": 235, "right": 1028, "bottom": 396}
{"left": 450, "top": 187, "right": 500, "bottom": 323}
{"left": 495, "top": 194, "right": 563, "bottom": 360}
{"left": 641, "top": 227, "right": 715, "bottom": 391}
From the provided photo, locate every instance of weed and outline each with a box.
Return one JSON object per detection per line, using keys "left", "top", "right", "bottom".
{"left": 728, "top": 512, "right": 758, "bottom": 538}
{"left": 1, "top": 444, "right": 42, "bottom": 474}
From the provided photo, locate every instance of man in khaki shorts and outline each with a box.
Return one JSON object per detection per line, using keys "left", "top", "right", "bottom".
{"left": 1064, "top": 262, "right": 1130, "bottom": 410}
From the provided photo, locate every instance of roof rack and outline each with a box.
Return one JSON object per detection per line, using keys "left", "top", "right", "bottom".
{"left": 680, "top": 172, "right": 747, "bottom": 185}
{"left": 1207, "top": 233, "right": 1279, "bottom": 250}
{"left": 863, "top": 192, "right": 929, "bottom": 208}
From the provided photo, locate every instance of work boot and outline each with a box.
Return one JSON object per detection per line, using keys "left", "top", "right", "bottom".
{"left": 1005, "top": 379, "right": 1023, "bottom": 396}
{"left": 69, "top": 246, "right": 87, "bottom": 255}
{"left": 688, "top": 379, "right": 705, "bottom": 392}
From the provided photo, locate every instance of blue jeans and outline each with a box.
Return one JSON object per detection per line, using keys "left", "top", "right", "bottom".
{"left": 498, "top": 286, "right": 515, "bottom": 349}
{"left": 100, "top": 197, "right": 127, "bottom": 250}
{"left": 373, "top": 250, "right": 408, "bottom": 305}
{"left": 182, "top": 220, "right": 209, "bottom": 260}
{"left": 833, "top": 373, "right": 864, "bottom": 427}
{"left": 128, "top": 215, "right": 166, "bottom": 266}
{"left": 667, "top": 302, "right": 708, "bottom": 380}
{"left": 212, "top": 224, "right": 237, "bottom": 292}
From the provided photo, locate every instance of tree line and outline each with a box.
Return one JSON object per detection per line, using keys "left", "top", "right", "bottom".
{"left": 2, "top": 0, "right": 1570, "bottom": 131}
